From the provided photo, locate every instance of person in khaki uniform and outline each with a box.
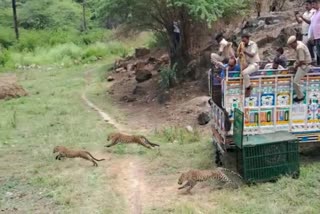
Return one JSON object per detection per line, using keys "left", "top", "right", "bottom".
{"left": 287, "top": 36, "right": 312, "bottom": 102}
{"left": 238, "top": 33, "right": 260, "bottom": 97}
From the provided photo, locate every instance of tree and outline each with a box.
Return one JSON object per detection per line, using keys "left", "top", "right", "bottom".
{"left": 95, "top": 0, "right": 248, "bottom": 78}
{"left": 74, "top": 0, "right": 89, "bottom": 31}
{"left": 12, "top": 0, "right": 19, "bottom": 40}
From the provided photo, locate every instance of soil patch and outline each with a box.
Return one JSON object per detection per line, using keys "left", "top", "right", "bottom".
{"left": 0, "top": 74, "right": 28, "bottom": 100}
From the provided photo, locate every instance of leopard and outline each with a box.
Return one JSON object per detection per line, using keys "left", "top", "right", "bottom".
{"left": 178, "top": 168, "right": 242, "bottom": 193}
{"left": 53, "top": 146, "right": 105, "bottom": 167}
{"left": 105, "top": 132, "right": 159, "bottom": 149}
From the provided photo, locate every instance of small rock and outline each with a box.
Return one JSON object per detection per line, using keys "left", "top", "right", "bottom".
{"left": 133, "top": 85, "right": 147, "bottom": 95}
{"left": 160, "top": 54, "right": 170, "bottom": 64}
{"left": 157, "top": 91, "right": 171, "bottom": 104}
{"left": 115, "top": 68, "right": 126, "bottom": 73}
{"left": 120, "top": 96, "right": 137, "bottom": 103}
{"left": 197, "top": 112, "right": 211, "bottom": 125}
{"left": 186, "top": 126, "right": 194, "bottom": 133}
{"left": 135, "top": 70, "right": 152, "bottom": 83}
{"left": 147, "top": 57, "right": 157, "bottom": 64}
{"left": 107, "top": 76, "right": 115, "bottom": 82}
{"left": 135, "top": 61, "right": 146, "bottom": 70}
{"left": 127, "top": 63, "right": 135, "bottom": 72}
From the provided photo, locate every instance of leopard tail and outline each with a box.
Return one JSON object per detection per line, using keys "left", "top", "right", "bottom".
{"left": 85, "top": 152, "right": 105, "bottom": 161}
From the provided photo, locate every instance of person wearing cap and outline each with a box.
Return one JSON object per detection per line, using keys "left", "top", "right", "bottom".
{"left": 211, "top": 33, "right": 235, "bottom": 63}
{"left": 238, "top": 33, "right": 260, "bottom": 97}
{"left": 309, "top": 0, "right": 320, "bottom": 65}
{"left": 287, "top": 35, "right": 312, "bottom": 102}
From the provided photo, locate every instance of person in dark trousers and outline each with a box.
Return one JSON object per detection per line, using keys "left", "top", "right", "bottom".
{"left": 295, "top": 1, "right": 316, "bottom": 63}
{"left": 309, "top": 0, "right": 320, "bottom": 65}
{"left": 173, "top": 21, "right": 180, "bottom": 50}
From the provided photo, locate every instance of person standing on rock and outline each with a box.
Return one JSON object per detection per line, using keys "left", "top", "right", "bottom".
{"left": 255, "top": 0, "right": 262, "bottom": 18}
{"left": 309, "top": 0, "right": 320, "bottom": 65}
{"left": 295, "top": 0, "right": 316, "bottom": 62}
{"left": 173, "top": 21, "right": 181, "bottom": 51}
{"left": 237, "top": 33, "right": 260, "bottom": 97}
{"left": 287, "top": 36, "right": 312, "bottom": 103}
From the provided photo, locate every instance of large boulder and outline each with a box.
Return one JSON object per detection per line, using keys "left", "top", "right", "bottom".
{"left": 135, "top": 48, "right": 150, "bottom": 58}
{"left": 197, "top": 112, "right": 211, "bottom": 125}
{"left": 135, "top": 70, "right": 152, "bottom": 83}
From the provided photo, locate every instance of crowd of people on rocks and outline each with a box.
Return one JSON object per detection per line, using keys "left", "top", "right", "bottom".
{"left": 210, "top": 0, "right": 320, "bottom": 101}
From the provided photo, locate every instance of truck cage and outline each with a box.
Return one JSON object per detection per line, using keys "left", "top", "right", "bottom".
{"left": 209, "top": 66, "right": 320, "bottom": 152}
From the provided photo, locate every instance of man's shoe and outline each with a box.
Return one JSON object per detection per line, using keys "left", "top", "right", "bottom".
{"left": 245, "top": 86, "right": 252, "bottom": 98}
{"left": 293, "top": 96, "right": 305, "bottom": 103}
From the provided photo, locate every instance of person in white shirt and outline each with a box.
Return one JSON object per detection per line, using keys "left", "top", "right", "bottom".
{"left": 211, "top": 33, "right": 235, "bottom": 63}
{"left": 173, "top": 21, "right": 180, "bottom": 50}
{"left": 264, "top": 57, "right": 285, "bottom": 70}
{"left": 295, "top": 0, "right": 316, "bottom": 61}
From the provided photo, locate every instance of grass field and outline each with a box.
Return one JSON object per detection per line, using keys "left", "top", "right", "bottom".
{"left": 1, "top": 63, "right": 320, "bottom": 214}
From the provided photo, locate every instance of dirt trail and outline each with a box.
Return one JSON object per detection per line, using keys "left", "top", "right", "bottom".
{"left": 107, "top": 157, "right": 147, "bottom": 214}
{"left": 82, "top": 70, "right": 126, "bottom": 132}
{"left": 82, "top": 69, "right": 149, "bottom": 213}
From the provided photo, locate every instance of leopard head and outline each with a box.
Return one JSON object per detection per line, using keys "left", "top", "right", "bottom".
{"left": 53, "top": 146, "right": 60, "bottom": 153}
{"left": 107, "top": 133, "right": 116, "bottom": 141}
{"left": 178, "top": 173, "right": 186, "bottom": 185}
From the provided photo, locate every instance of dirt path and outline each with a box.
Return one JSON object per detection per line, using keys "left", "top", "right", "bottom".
{"left": 82, "top": 69, "right": 148, "bottom": 213}
{"left": 107, "top": 157, "right": 147, "bottom": 214}
{"left": 82, "top": 69, "right": 126, "bottom": 132}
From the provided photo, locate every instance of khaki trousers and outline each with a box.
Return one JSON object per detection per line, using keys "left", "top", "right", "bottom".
{"left": 293, "top": 65, "right": 310, "bottom": 99}
{"left": 242, "top": 63, "right": 259, "bottom": 88}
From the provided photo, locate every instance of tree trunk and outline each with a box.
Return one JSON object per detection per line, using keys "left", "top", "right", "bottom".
{"left": 82, "top": 0, "right": 87, "bottom": 31}
{"left": 167, "top": 18, "right": 191, "bottom": 79}
{"left": 12, "top": 0, "right": 19, "bottom": 40}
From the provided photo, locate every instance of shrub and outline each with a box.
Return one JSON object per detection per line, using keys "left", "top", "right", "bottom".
{"left": 0, "top": 28, "right": 16, "bottom": 49}
{"left": 159, "top": 63, "right": 177, "bottom": 90}
{"left": 0, "top": 49, "right": 10, "bottom": 67}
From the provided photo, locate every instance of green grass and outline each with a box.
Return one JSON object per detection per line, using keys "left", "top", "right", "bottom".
{"left": 0, "top": 30, "right": 153, "bottom": 70}
{"left": 0, "top": 64, "right": 125, "bottom": 213}
{"left": 1, "top": 51, "right": 320, "bottom": 213}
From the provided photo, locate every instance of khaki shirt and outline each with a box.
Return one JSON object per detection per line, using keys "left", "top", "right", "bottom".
{"left": 296, "top": 41, "right": 312, "bottom": 64}
{"left": 219, "top": 38, "right": 234, "bottom": 59}
{"left": 244, "top": 41, "right": 260, "bottom": 64}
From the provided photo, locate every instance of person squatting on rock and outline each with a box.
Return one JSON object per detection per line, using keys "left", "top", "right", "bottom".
{"left": 275, "top": 47, "right": 288, "bottom": 68}
{"left": 210, "top": 33, "right": 235, "bottom": 64}
{"left": 264, "top": 57, "right": 285, "bottom": 70}
{"left": 287, "top": 36, "right": 312, "bottom": 103}
{"left": 237, "top": 33, "right": 260, "bottom": 97}
{"left": 309, "top": 0, "right": 320, "bottom": 65}
{"left": 295, "top": 0, "right": 317, "bottom": 63}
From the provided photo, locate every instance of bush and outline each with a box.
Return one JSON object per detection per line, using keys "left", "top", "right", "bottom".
{"left": 159, "top": 63, "right": 177, "bottom": 90}
{"left": 0, "top": 49, "right": 10, "bottom": 67}
{"left": 0, "top": 28, "right": 15, "bottom": 49}
{"left": 148, "top": 32, "right": 168, "bottom": 49}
